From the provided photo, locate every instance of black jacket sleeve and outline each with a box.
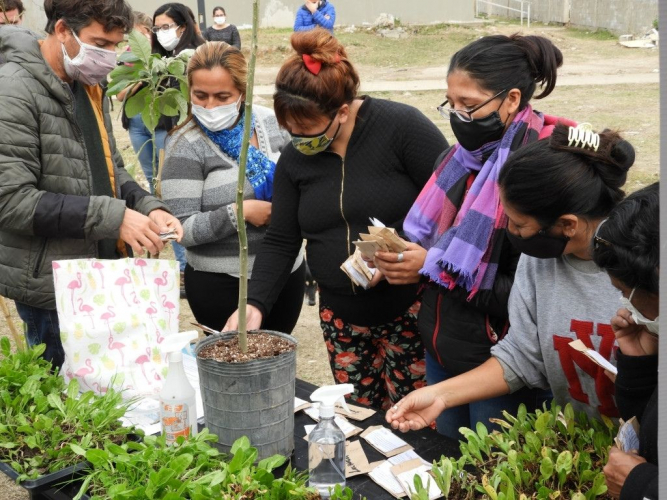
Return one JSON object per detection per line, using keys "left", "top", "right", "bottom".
{"left": 247, "top": 162, "right": 303, "bottom": 319}
{"left": 615, "top": 351, "right": 658, "bottom": 423}
{"left": 398, "top": 106, "right": 448, "bottom": 192}
{"left": 620, "top": 462, "right": 658, "bottom": 500}
{"left": 444, "top": 233, "right": 521, "bottom": 319}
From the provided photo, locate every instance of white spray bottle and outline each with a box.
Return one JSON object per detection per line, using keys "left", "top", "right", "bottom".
{"left": 308, "top": 383, "right": 354, "bottom": 497}
{"left": 159, "top": 331, "right": 198, "bottom": 445}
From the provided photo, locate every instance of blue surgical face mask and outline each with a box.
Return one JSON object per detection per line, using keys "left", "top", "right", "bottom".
{"left": 620, "top": 287, "right": 659, "bottom": 336}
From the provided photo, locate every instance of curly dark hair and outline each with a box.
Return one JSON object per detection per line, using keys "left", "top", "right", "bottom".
{"left": 593, "top": 183, "right": 659, "bottom": 294}
{"left": 44, "top": 0, "right": 133, "bottom": 34}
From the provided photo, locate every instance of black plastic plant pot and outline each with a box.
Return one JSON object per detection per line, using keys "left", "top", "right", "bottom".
{"left": 0, "top": 460, "right": 91, "bottom": 500}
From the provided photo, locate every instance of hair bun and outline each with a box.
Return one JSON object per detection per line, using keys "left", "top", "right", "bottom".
{"left": 610, "top": 137, "right": 636, "bottom": 172}
{"left": 290, "top": 28, "right": 345, "bottom": 64}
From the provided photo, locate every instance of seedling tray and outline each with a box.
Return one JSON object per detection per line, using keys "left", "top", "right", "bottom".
{"left": 0, "top": 460, "right": 90, "bottom": 500}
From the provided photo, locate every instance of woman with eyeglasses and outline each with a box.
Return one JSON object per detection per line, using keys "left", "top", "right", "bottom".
{"left": 372, "top": 34, "right": 568, "bottom": 438}
{"left": 161, "top": 42, "right": 306, "bottom": 334}
{"left": 593, "top": 183, "right": 659, "bottom": 500}
{"left": 148, "top": 3, "right": 205, "bottom": 283}
{"left": 225, "top": 28, "right": 448, "bottom": 411}
{"left": 387, "top": 124, "right": 636, "bottom": 432}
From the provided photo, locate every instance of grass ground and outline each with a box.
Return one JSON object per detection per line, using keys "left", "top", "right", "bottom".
{"left": 0, "top": 21, "right": 660, "bottom": 499}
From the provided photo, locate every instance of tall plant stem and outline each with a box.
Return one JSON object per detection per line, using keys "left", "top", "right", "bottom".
{"left": 236, "top": 0, "right": 260, "bottom": 353}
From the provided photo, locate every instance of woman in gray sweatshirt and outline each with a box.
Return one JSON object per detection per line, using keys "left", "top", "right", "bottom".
{"left": 387, "top": 123, "right": 636, "bottom": 430}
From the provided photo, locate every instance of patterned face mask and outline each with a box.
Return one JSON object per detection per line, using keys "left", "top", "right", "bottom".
{"left": 290, "top": 116, "right": 340, "bottom": 155}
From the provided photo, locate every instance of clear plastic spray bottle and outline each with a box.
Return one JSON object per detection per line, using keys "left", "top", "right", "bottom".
{"left": 308, "top": 383, "right": 354, "bottom": 497}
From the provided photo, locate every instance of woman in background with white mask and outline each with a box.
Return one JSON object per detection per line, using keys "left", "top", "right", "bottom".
{"left": 152, "top": 2, "right": 203, "bottom": 57}
{"left": 151, "top": 2, "right": 205, "bottom": 285}
{"left": 203, "top": 6, "right": 241, "bottom": 49}
{"left": 161, "top": 42, "right": 306, "bottom": 333}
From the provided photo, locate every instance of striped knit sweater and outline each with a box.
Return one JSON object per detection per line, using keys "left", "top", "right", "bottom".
{"left": 161, "top": 105, "right": 301, "bottom": 276}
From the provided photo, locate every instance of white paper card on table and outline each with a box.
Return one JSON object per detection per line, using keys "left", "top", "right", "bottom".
{"left": 304, "top": 406, "right": 321, "bottom": 421}
{"left": 388, "top": 449, "right": 431, "bottom": 467}
{"left": 361, "top": 426, "right": 413, "bottom": 457}
{"left": 295, "top": 397, "right": 311, "bottom": 413}
{"left": 615, "top": 417, "right": 640, "bottom": 452}
{"left": 369, "top": 217, "right": 386, "bottom": 227}
{"left": 368, "top": 460, "right": 406, "bottom": 498}
{"left": 392, "top": 460, "right": 442, "bottom": 500}
{"left": 120, "top": 398, "right": 162, "bottom": 435}
{"left": 569, "top": 339, "right": 618, "bottom": 375}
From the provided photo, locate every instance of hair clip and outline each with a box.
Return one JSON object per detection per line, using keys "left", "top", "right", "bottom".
{"left": 302, "top": 53, "right": 342, "bottom": 76}
{"left": 302, "top": 54, "right": 322, "bottom": 75}
{"left": 568, "top": 123, "right": 600, "bottom": 151}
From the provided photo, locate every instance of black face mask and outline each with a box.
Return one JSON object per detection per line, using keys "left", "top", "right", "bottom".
{"left": 449, "top": 110, "right": 506, "bottom": 152}
{"left": 506, "top": 228, "right": 570, "bottom": 259}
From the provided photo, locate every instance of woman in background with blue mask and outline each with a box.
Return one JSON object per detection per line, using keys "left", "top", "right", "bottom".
{"left": 225, "top": 28, "right": 448, "bottom": 410}
{"left": 594, "top": 183, "right": 658, "bottom": 500}
{"left": 387, "top": 124, "right": 636, "bottom": 431}
{"left": 161, "top": 42, "right": 306, "bottom": 333}
{"left": 374, "top": 33, "right": 568, "bottom": 439}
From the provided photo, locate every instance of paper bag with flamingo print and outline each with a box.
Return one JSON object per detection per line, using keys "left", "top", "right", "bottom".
{"left": 53, "top": 258, "right": 180, "bottom": 398}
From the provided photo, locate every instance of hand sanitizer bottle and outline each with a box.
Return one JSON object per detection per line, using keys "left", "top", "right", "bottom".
{"left": 308, "top": 383, "right": 354, "bottom": 497}
{"left": 159, "top": 331, "right": 198, "bottom": 445}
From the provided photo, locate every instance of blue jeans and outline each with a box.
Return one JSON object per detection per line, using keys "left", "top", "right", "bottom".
{"left": 425, "top": 352, "right": 552, "bottom": 440}
{"left": 128, "top": 117, "right": 184, "bottom": 269}
{"left": 172, "top": 241, "right": 186, "bottom": 272}
{"left": 128, "top": 115, "right": 167, "bottom": 194}
{"left": 15, "top": 301, "right": 64, "bottom": 370}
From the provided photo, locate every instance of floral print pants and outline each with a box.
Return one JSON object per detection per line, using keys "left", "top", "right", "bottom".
{"left": 319, "top": 301, "right": 426, "bottom": 411}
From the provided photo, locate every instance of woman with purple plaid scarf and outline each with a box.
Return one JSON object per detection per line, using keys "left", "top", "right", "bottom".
{"left": 373, "top": 34, "right": 569, "bottom": 439}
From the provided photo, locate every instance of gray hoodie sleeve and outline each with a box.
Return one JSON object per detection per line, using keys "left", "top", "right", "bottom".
{"left": 491, "top": 255, "right": 551, "bottom": 393}
{"left": 160, "top": 128, "right": 242, "bottom": 248}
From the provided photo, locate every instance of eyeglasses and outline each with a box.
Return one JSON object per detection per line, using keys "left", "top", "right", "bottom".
{"left": 593, "top": 218, "right": 612, "bottom": 251}
{"left": 437, "top": 89, "right": 507, "bottom": 123}
{"left": 151, "top": 23, "right": 179, "bottom": 33}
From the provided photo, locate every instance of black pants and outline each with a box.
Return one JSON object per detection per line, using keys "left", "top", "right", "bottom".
{"left": 184, "top": 261, "right": 306, "bottom": 334}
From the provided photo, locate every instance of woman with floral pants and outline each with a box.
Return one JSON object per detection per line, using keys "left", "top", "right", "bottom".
{"left": 224, "top": 31, "right": 447, "bottom": 409}
{"left": 321, "top": 301, "right": 426, "bottom": 410}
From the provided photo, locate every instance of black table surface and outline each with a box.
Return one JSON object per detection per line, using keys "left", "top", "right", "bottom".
{"left": 46, "top": 379, "right": 460, "bottom": 500}
{"left": 293, "top": 379, "right": 460, "bottom": 499}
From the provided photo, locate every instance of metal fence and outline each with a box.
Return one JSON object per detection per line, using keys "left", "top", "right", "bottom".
{"left": 476, "top": 0, "right": 531, "bottom": 27}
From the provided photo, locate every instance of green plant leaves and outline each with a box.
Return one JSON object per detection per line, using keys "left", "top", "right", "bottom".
{"left": 167, "top": 59, "right": 186, "bottom": 77}
{"left": 125, "top": 87, "right": 149, "bottom": 118}
{"left": 419, "top": 402, "right": 617, "bottom": 500}
{"left": 128, "top": 29, "right": 152, "bottom": 65}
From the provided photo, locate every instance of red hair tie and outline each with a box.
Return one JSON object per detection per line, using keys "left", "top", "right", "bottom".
{"left": 302, "top": 53, "right": 341, "bottom": 75}
{"left": 302, "top": 54, "right": 322, "bottom": 75}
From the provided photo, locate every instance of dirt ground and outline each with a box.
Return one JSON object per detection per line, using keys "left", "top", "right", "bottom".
{"left": 0, "top": 21, "right": 660, "bottom": 499}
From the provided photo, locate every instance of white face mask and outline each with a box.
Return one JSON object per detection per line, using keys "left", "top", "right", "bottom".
{"left": 620, "top": 288, "right": 659, "bottom": 336}
{"left": 192, "top": 95, "right": 242, "bottom": 132}
{"left": 213, "top": 16, "right": 226, "bottom": 25}
{"left": 61, "top": 31, "right": 117, "bottom": 86}
{"left": 157, "top": 27, "right": 181, "bottom": 51}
